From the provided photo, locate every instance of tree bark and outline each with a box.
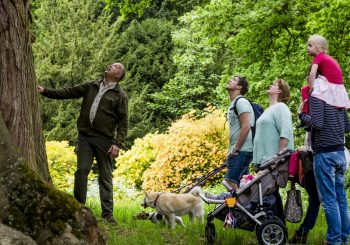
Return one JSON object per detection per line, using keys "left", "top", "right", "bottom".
{"left": 0, "top": 0, "right": 50, "bottom": 182}
{"left": 0, "top": 2, "right": 104, "bottom": 244}
{"left": 0, "top": 115, "right": 103, "bottom": 244}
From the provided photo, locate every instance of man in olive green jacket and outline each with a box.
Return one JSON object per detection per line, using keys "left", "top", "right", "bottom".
{"left": 38, "top": 63, "right": 128, "bottom": 224}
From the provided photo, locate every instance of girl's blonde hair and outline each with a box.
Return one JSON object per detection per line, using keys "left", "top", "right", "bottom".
{"left": 308, "top": 34, "right": 328, "bottom": 53}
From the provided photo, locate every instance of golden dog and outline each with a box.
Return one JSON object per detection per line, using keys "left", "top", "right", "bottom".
{"left": 141, "top": 187, "right": 204, "bottom": 229}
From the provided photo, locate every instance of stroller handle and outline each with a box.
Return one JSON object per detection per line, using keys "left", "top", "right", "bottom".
{"left": 258, "top": 148, "right": 291, "bottom": 170}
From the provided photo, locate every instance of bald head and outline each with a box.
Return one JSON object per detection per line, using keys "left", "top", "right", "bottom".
{"left": 105, "top": 63, "right": 125, "bottom": 82}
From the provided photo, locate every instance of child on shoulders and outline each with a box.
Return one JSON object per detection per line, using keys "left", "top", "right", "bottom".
{"left": 305, "top": 34, "right": 350, "bottom": 109}
{"left": 298, "top": 34, "right": 350, "bottom": 146}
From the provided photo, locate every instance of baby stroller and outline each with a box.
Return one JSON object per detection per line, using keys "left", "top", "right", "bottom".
{"left": 202, "top": 149, "right": 291, "bottom": 245}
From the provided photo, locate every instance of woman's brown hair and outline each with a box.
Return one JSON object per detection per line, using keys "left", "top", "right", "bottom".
{"left": 276, "top": 79, "right": 290, "bottom": 104}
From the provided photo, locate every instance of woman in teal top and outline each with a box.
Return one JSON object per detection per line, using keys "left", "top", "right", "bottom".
{"left": 253, "top": 78, "right": 294, "bottom": 224}
{"left": 253, "top": 79, "right": 294, "bottom": 165}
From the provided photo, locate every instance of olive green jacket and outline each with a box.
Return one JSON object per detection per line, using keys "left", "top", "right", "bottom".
{"left": 42, "top": 80, "right": 128, "bottom": 148}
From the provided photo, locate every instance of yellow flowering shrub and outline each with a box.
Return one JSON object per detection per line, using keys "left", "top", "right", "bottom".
{"left": 115, "top": 107, "right": 228, "bottom": 192}
{"left": 45, "top": 108, "right": 229, "bottom": 196}
{"left": 46, "top": 141, "right": 76, "bottom": 191}
{"left": 114, "top": 133, "right": 166, "bottom": 189}
{"left": 46, "top": 141, "right": 96, "bottom": 192}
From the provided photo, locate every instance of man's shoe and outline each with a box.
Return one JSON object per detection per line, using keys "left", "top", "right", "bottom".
{"left": 103, "top": 215, "right": 116, "bottom": 224}
{"left": 288, "top": 230, "right": 307, "bottom": 244}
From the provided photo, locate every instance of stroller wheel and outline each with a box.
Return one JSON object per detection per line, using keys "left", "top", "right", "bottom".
{"left": 205, "top": 222, "right": 216, "bottom": 244}
{"left": 256, "top": 218, "right": 287, "bottom": 245}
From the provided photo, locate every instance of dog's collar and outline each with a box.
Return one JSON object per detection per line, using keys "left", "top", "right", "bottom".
{"left": 154, "top": 193, "right": 164, "bottom": 207}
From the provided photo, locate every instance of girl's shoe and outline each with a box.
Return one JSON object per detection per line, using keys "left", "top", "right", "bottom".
{"left": 204, "top": 192, "right": 218, "bottom": 200}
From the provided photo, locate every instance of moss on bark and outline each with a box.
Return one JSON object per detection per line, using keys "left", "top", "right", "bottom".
{"left": 0, "top": 116, "right": 104, "bottom": 244}
{"left": 1, "top": 163, "right": 104, "bottom": 244}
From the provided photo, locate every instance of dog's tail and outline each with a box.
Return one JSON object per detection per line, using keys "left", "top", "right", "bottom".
{"left": 189, "top": 186, "right": 202, "bottom": 196}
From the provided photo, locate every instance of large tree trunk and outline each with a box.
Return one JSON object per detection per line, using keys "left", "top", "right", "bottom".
{"left": 0, "top": 114, "right": 103, "bottom": 244}
{"left": 0, "top": 2, "right": 104, "bottom": 244}
{"left": 0, "top": 0, "right": 50, "bottom": 182}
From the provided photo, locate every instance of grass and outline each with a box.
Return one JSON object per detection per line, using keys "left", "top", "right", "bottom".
{"left": 85, "top": 185, "right": 334, "bottom": 245}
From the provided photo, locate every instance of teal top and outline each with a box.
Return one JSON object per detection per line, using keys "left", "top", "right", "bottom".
{"left": 253, "top": 102, "right": 294, "bottom": 165}
{"left": 228, "top": 95, "right": 255, "bottom": 153}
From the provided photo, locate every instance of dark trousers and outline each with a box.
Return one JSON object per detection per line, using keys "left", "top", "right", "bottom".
{"left": 273, "top": 188, "right": 285, "bottom": 224}
{"left": 299, "top": 171, "right": 320, "bottom": 233}
{"left": 74, "top": 133, "right": 114, "bottom": 218}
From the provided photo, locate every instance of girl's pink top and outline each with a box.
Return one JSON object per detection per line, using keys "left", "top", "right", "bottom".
{"left": 312, "top": 52, "right": 343, "bottom": 84}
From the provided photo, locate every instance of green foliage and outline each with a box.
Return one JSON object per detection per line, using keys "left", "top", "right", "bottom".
{"left": 105, "top": 0, "right": 151, "bottom": 19}
{"left": 34, "top": 0, "right": 350, "bottom": 151}
{"left": 116, "top": 19, "right": 175, "bottom": 92}
{"left": 142, "top": 0, "right": 211, "bottom": 21}
{"left": 115, "top": 18, "right": 176, "bottom": 145}
{"left": 33, "top": 2, "right": 177, "bottom": 147}
{"left": 33, "top": 0, "right": 121, "bottom": 144}
{"left": 45, "top": 102, "right": 82, "bottom": 142}
{"left": 346, "top": 165, "right": 350, "bottom": 190}
{"left": 150, "top": 0, "right": 232, "bottom": 119}
{"left": 126, "top": 85, "right": 157, "bottom": 147}
{"left": 306, "top": 0, "right": 350, "bottom": 78}
{"left": 151, "top": 0, "right": 350, "bottom": 147}
{"left": 105, "top": 0, "right": 210, "bottom": 22}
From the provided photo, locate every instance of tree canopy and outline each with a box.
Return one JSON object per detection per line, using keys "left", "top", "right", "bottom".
{"left": 32, "top": 0, "right": 350, "bottom": 147}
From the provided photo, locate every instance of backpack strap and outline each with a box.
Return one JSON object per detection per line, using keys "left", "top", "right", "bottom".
{"left": 231, "top": 96, "right": 246, "bottom": 116}
{"left": 231, "top": 96, "right": 253, "bottom": 123}
{"left": 231, "top": 96, "right": 257, "bottom": 140}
